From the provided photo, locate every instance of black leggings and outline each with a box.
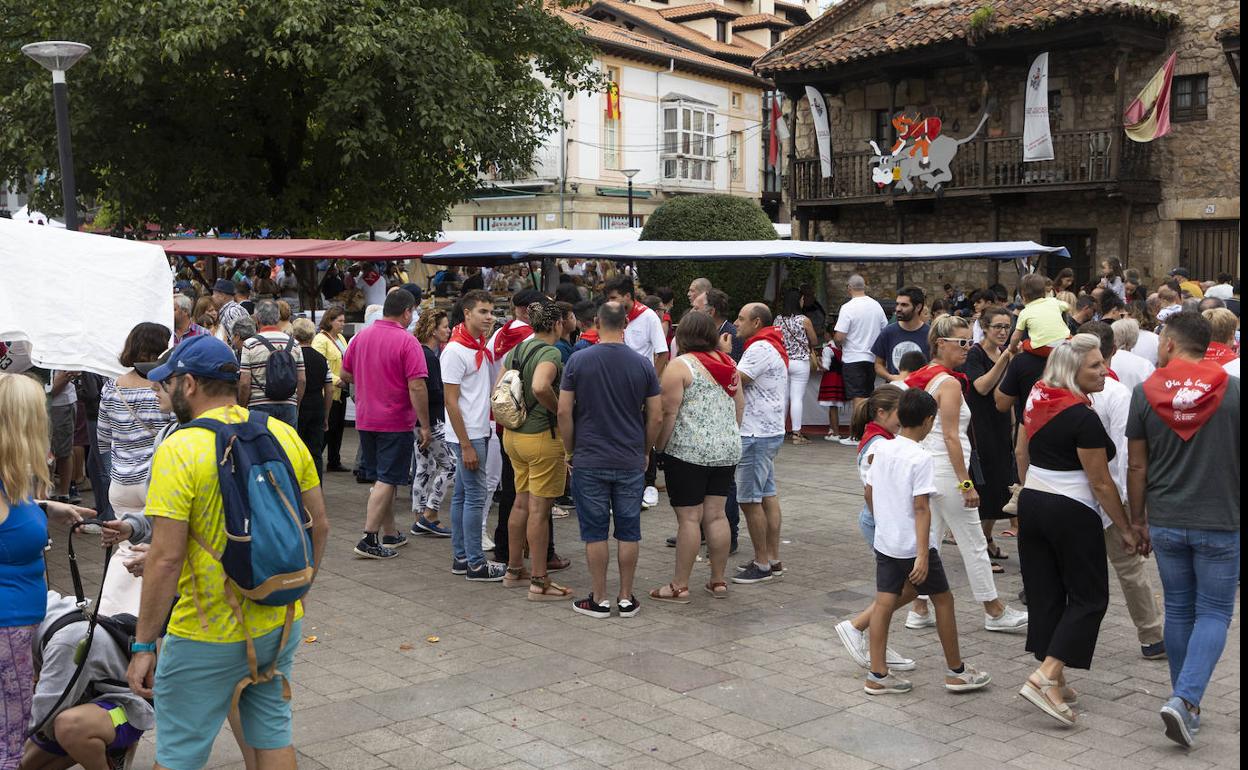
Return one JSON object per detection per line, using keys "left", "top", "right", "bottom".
{"left": 325, "top": 397, "right": 347, "bottom": 467}
{"left": 1018, "top": 488, "right": 1109, "bottom": 670}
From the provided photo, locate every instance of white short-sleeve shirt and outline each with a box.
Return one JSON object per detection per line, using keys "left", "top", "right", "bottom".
{"left": 866, "top": 435, "right": 940, "bottom": 558}
{"left": 439, "top": 342, "right": 494, "bottom": 443}
{"left": 1111, "top": 349, "right": 1155, "bottom": 392}
{"left": 834, "top": 295, "right": 888, "bottom": 363}
{"left": 625, "top": 306, "right": 668, "bottom": 366}
{"left": 737, "top": 342, "right": 787, "bottom": 438}
{"left": 1090, "top": 375, "right": 1131, "bottom": 500}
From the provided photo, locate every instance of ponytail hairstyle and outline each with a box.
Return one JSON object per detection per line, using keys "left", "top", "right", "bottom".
{"left": 850, "top": 384, "right": 904, "bottom": 440}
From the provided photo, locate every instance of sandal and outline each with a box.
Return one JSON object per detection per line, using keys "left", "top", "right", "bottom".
{"left": 1019, "top": 672, "right": 1076, "bottom": 726}
{"left": 986, "top": 539, "right": 1009, "bottom": 561}
{"left": 649, "top": 582, "right": 691, "bottom": 604}
{"left": 942, "top": 535, "right": 958, "bottom": 546}
{"left": 1000, "top": 529, "right": 1017, "bottom": 538}
{"left": 503, "top": 567, "right": 531, "bottom": 588}
{"left": 790, "top": 432, "right": 811, "bottom": 446}
{"left": 704, "top": 581, "right": 728, "bottom": 598}
{"left": 527, "top": 575, "right": 573, "bottom": 602}
{"left": 991, "top": 562, "right": 1005, "bottom": 574}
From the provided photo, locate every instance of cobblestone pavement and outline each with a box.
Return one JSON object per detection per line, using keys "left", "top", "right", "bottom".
{"left": 51, "top": 430, "right": 1239, "bottom": 770}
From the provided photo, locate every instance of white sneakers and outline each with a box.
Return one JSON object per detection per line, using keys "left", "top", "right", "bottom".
{"left": 642, "top": 486, "right": 659, "bottom": 508}
{"left": 837, "top": 436, "right": 858, "bottom": 447}
{"left": 835, "top": 620, "right": 916, "bottom": 671}
{"left": 984, "top": 605, "right": 1029, "bottom": 632}
{"left": 905, "top": 610, "right": 936, "bottom": 629}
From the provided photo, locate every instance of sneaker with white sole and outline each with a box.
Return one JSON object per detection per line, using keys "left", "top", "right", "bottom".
{"left": 481, "top": 533, "right": 496, "bottom": 552}
{"left": 984, "top": 605, "right": 1028, "bottom": 632}
{"left": 616, "top": 595, "right": 641, "bottom": 618}
{"left": 837, "top": 436, "right": 858, "bottom": 446}
{"left": 450, "top": 557, "right": 469, "bottom": 575}
{"left": 864, "top": 672, "right": 912, "bottom": 695}
{"left": 905, "top": 610, "right": 936, "bottom": 629}
{"left": 354, "top": 540, "right": 398, "bottom": 560}
{"left": 945, "top": 664, "right": 992, "bottom": 692}
{"left": 381, "top": 532, "right": 408, "bottom": 549}
{"left": 642, "top": 486, "right": 659, "bottom": 508}
{"left": 572, "top": 594, "right": 611, "bottom": 619}
{"left": 466, "top": 560, "right": 507, "bottom": 582}
{"left": 836, "top": 620, "right": 870, "bottom": 668}
{"left": 731, "top": 563, "right": 773, "bottom": 584}
{"left": 1160, "top": 695, "right": 1200, "bottom": 747}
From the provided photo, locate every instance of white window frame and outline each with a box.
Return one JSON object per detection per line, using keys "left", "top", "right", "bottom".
{"left": 730, "top": 130, "right": 743, "bottom": 182}
{"left": 661, "top": 100, "right": 716, "bottom": 187}
{"left": 604, "top": 66, "right": 622, "bottom": 170}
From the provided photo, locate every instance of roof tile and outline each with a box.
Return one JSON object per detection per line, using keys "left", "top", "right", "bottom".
{"left": 586, "top": 0, "right": 765, "bottom": 60}
{"left": 658, "top": 2, "right": 741, "bottom": 21}
{"left": 734, "top": 13, "right": 795, "bottom": 31}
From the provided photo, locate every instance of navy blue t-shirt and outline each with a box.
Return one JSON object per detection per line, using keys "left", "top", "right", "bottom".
{"left": 561, "top": 343, "right": 661, "bottom": 471}
{"left": 870, "top": 322, "right": 930, "bottom": 374}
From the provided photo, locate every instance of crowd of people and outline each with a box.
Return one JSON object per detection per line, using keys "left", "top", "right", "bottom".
{"left": 0, "top": 253, "right": 1240, "bottom": 769}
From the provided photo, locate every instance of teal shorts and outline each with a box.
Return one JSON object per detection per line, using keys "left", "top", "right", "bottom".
{"left": 153, "top": 620, "right": 301, "bottom": 770}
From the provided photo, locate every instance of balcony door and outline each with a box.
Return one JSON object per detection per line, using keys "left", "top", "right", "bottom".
{"left": 1040, "top": 229, "right": 1096, "bottom": 290}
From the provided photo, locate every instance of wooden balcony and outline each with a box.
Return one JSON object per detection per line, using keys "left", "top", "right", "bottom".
{"left": 793, "top": 128, "right": 1159, "bottom": 208}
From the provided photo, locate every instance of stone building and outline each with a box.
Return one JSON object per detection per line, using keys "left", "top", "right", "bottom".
{"left": 755, "top": 0, "right": 1240, "bottom": 302}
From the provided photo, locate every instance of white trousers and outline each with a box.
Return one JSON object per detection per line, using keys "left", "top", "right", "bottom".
{"left": 787, "top": 359, "right": 811, "bottom": 431}
{"left": 930, "top": 469, "right": 999, "bottom": 603}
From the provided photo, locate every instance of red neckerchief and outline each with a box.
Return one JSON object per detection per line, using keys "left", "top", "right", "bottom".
{"left": 627, "top": 301, "right": 647, "bottom": 322}
{"left": 1141, "top": 358, "right": 1229, "bottom": 441}
{"left": 857, "top": 422, "right": 894, "bottom": 454}
{"left": 690, "top": 351, "right": 739, "bottom": 398}
{"left": 492, "top": 319, "right": 531, "bottom": 358}
{"left": 1204, "top": 342, "right": 1238, "bottom": 365}
{"left": 743, "top": 326, "right": 790, "bottom": 367}
{"left": 1106, "top": 368, "right": 1119, "bottom": 381}
{"left": 361, "top": 269, "right": 381, "bottom": 286}
{"left": 1023, "top": 381, "right": 1089, "bottom": 439}
{"left": 905, "top": 363, "right": 968, "bottom": 393}
{"left": 450, "top": 324, "right": 493, "bottom": 370}
{"left": 578, "top": 329, "right": 600, "bottom": 345}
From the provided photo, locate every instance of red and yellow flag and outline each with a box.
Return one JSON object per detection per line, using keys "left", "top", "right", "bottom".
{"left": 1124, "top": 52, "right": 1177, "bottom": 143}
{"left": 605, "top": 81, "right": 621, "bottom": 121}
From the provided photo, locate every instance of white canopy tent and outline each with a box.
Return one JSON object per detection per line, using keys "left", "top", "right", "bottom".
{"left": 11, "top": 204, "right": 66, "bottom": 228}
{"left": 0, "top": 218, "right": 173, "bottom": 377}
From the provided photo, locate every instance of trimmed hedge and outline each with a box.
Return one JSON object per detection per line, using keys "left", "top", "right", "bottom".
{"left": 637, "top": 195, "right": 778, "bottom": 317}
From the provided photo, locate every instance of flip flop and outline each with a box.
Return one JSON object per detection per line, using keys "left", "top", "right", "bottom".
{"left": 1000, "top": 529, "right": 1017, "bottom": 538}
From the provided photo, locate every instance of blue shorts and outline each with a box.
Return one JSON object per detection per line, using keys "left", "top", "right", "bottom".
{"left": 359, "top": 430, "right": 415, "bottom": 486}
{"left": 154, "top": 620, "right": 301, "bottom": 770}
{"left": 572, "top": 467, "right": 644, "bottom": 542}
{"left": 734, "top": 435, "right": 783, "bottom": 503}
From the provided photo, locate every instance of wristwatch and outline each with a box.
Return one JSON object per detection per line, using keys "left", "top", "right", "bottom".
{"left": 957, "top": 479, "right": 975, "bottom": 491}
{"left": 131, "top": 641, "right": 157, "bottom": 654}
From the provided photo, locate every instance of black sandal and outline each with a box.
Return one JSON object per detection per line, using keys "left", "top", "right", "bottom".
{"left": 986, "top": 538, "right": 1009, "bottom": 561}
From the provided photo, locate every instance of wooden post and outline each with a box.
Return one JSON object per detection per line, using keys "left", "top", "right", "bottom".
{"left": 786, "top": 88, "right": 800, "bottom": 221}
{"left": 895, "top": 210, "right": 905, "bottom": 290}
{"left": 1119, "top": 202, "right": 1133, "bottom": 268}
{"left": 989, "top": 204, "right": 1001, "bottom": 285}
{"left": 1110, "top": 49, "right": 1130, "bottom": 181}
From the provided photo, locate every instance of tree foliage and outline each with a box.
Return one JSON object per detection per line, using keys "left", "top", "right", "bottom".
{"left": 637, "top": 194, "right": 778, "bottom": 316}
{"left": 0, "top": 0, "right": 601, "bottom": 237}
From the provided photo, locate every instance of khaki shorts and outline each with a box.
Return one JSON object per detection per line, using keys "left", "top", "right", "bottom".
{"left": 503, "top": 429, "right": 567, "bottom": 499}
{"left": 49, "top": 404, "right": 76, "bottom": 459}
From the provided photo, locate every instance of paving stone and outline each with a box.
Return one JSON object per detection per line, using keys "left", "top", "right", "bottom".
{"left": 602, "top": 649, "right": 735, "bottom": 693}
{"left": 686, "top": 678, "right": 834, "bottom": 729}
{"left": 789, "top": 713, "right": 956, "bottom": 770}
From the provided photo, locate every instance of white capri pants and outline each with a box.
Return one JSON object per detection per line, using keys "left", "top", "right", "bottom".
{"left": 930, "top": 468, "right": 999, "bottom": 603}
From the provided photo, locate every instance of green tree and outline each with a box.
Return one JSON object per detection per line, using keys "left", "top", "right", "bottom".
{"left": 637, "top": 194, "right": 785, "bottom": 316}
{"left": 0, "top": 0, "right": 601, "bottom": 237}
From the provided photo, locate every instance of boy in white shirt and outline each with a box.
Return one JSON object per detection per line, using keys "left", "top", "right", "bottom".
{"left": 863, "top": 388, "right": 992, "bottom": 695}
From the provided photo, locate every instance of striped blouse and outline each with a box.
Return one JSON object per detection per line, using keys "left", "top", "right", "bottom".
{"left": 97, "top": 381, "right": 175, "bottom": 486}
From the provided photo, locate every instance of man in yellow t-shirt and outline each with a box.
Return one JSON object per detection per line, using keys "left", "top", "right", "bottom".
{"left": 125, "top": 336, "right": 329, "bottom": 770}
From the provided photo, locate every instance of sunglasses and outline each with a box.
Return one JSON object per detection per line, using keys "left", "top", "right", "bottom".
{"left": 939, "top": 337, "right": 973, "bottom": 349}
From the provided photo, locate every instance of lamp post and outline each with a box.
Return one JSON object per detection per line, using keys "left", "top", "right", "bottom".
{"left": 621, "top": 168, "right": 640, "bottom": 228}
{"left": 21, "top": 40, "right": 91, "bottom": 231}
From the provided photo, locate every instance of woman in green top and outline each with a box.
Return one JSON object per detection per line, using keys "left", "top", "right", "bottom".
{"left": 501, "top": 300, "right": 575, "bottom": 601}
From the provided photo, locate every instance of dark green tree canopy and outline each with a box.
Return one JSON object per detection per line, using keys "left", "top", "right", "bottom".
{"left": 0, "top": 0, "right": 600, "bottom": 237}
{"left": 638, "top": 194, "right": 778, "bottom": 316}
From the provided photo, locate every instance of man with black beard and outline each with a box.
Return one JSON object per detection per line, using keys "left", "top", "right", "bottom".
{"left": 872, "top": 287, "right": 930, "bottom": 384}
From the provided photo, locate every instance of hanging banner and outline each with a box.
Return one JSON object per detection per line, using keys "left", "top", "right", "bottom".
{"left": 1023, "top": 52, "right": 1054, "bottom": 162}
{"left": 1124, "top": 51, "right": 1178, "bottom": 143}
{"left": 768, "top": 93, "right": 783, "bottom": 167}
{"left": 605, "top": 81, "right": 621, "bottom": 120}
{"left": 805, "top": 86, "right": 832, "bottom": 178}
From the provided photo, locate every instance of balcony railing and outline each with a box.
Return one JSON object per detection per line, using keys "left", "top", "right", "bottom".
{"left": 794, "top": 128, "right": 1154, "bottom": 203}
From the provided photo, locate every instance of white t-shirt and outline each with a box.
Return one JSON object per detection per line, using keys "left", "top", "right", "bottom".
{"left": 49, "top": 369, "right": 78, "bottom": 406}
{"left": 834, "top": 295, "right": 887, "bottom": 363}
{"left": 486, "top": 322, "right": 534, "bottom": 388}
{"left": 1132, "top": 330, "right": 1160, "bottom": 366}
{"left": 439, "top": 341, "right": 494, "bottom": 444}
{"left": 1225, "top": 358, "right": 1240, "bottom": 378}
{"left": 1206, "top": 283, "right": 1234, "bottom": 300}
{"left": 361, "top": 274, "right": 388, "bottom": 310}
{"left": 737, "top": 341, "right": 787, "bottom": 437}
{"left": 1110, "top": 349, "right": 1155, "bottom": 392}
{"left": 1090, "top": 376, "right": 1130, "bottom": 500}
{"left": 857, "top": 433, "right": 891, "bottom": 485}
{"left": 866, "top": 435, "right": 940, "bottom": 558}
{"left": 624, "top": 306, "right": 668, "bottom": 366}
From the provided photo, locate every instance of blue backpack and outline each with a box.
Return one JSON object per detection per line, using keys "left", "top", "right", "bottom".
{"left": 187, "top": 410, "right": 315, "bottom": 708}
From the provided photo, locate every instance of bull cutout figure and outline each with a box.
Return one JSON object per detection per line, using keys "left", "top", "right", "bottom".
{"left": 869, "top": 110, "right": 990, "bottom": 195}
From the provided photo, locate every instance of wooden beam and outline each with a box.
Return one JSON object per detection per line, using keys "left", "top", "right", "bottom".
{"left": 786, "top": 87, "right": 801, "bottom": 223}
{"left": 1119, "top": 202, "right": 1133, "bottom": 269}
{"left": 1110, "top": 49, "right": 1130, "bottom": 181}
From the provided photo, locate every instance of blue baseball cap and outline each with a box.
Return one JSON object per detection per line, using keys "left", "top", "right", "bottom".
{"left": 212, "top": 279, "right": 236, "bottom": 295}
{"left": 145, "top": 336, "right": 241, "bottom": 383}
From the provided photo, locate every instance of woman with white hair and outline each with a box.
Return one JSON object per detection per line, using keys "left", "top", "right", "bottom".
{"left": 1016, "top": 334, "right": 1139, "bottom": 727}
{"left": 1109, "top": 318, "right": 1155, "bottom": 390}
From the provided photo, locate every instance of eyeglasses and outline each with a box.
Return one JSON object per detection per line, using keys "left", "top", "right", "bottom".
{"left": 939, "top": 337, "right": 973, "bottom": 348}
{"left": 987, "top": 323, "right": 1012, "bottom": 331}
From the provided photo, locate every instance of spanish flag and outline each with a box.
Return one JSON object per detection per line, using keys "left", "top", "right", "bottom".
{"left": 1124, "top": 52, "right": 1177, "bottom": 143}
{"left": 605, "top": 81, "right": 621, "bottom": 121}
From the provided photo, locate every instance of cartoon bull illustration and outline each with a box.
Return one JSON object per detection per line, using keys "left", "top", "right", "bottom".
{"left": 869, "top": 110, "right": 991, "bottom": 195}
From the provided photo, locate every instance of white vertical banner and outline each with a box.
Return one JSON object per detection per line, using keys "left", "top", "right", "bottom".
{"left": 805, "top": 86, "right": 833, "bottom": 178}
{"left": 1023, "top": 52, "right": 1054, "bottom": 162}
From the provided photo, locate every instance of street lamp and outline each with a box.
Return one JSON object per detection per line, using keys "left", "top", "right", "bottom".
{"left": 621, "top": 168, "right": 640, "bottom": 228}
{"left": 22, "top": 40, "right": 91, "bottom": 231}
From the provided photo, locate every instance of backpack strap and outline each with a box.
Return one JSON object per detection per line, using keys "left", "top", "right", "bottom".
{"left": 251, "top": 334, "right": 278, "bottom": 353}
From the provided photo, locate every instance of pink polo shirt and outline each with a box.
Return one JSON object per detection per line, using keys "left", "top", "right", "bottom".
{"left": 341, "top": 319, "right": 428, "bottom": 433}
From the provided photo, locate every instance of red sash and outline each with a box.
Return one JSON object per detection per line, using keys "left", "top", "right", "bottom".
{"left": 450, "top": 324, "right": 493, "bottom": 370}
{"left": 743, "top": 326, "right": 790, "bottom": 367}
{"left": 492, "top": 319, "right": 531, "bottom": 358}
{"left": 905, "top": 363, "right": 968, "bottom": 393}
{"left": 627, "top": 301, "right": 647, "bottom": 323}
{"left": 361, "top": 269, "right": 382, "bottom": 287}
{"left": 857, "top": 422, "right": 895, "bottom": 455}
{"left": 578, "top": 329, "right": 600, "bottom": 345}
{"left": 1106, "top": 368, "right": 1119, "bottom": 381}
{"left": 1023, "top": 381, "right": 1089, "bottom": 439}
{"left": 1141, "top": 358, "right": 1228, "bottom": 441}
{"left": 1204, "top": 342, "right": 1238, "bottom": 365}
{"left": 691, "top": 351, "right": 739, "bottom": 398}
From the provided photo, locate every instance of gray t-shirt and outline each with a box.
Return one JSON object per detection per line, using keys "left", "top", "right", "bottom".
{"left": 1125, "top": 375, "right": 1239, "bottom": 531}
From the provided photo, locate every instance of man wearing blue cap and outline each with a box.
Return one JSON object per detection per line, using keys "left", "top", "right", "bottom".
{"left": 210, "top": 279, "right": 250, "bottom": 342}
{"left": 125, "top": 335, "right": 329, "bottom": 770}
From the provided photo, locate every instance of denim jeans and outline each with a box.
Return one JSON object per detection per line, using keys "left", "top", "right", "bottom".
{"left": 449, "top": 438, "right": 491, "bottom": 567}
{"left": 250, "top": 402, "right": 298, "bottom": 427}
{"left": 571, "top": 467, "right": 645, "bottom": 543}
{"left": 1150, "top": 526, "right": 1241, "bottom": 707}
{"left": 858, "top": 504, "right": 875, "bottom": 549}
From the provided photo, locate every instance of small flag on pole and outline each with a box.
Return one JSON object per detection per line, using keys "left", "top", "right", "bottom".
{"left": 1124, "top": 52, "right": 1177, "bottom": 143}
